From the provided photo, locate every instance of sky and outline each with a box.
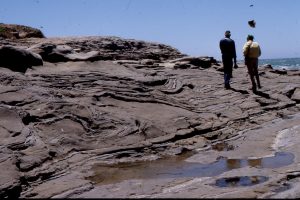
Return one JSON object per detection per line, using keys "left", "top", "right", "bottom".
{"left": 1, "top": 0, "right": 300, "bottom": 60}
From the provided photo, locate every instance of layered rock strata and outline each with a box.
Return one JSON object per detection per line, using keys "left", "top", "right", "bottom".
{"left": 0, "top": 24, "right": 299, "bottom": 198}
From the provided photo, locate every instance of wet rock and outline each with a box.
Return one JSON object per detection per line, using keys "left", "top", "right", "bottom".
{"left": 260, "top": 64, "right": 273, "bottom": 70}
{"left": 270, "top": 69, "right": 288, "bottom": 75}
{"left": 270, "top": 181, "right": 300, "bottom": 199}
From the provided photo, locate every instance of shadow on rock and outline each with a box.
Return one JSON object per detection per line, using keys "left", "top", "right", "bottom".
{"left": 230, "top": 87, "right": 250, "bottom": 95}
{"left": 253, "top": 90, "right": 271, "bottom": 99}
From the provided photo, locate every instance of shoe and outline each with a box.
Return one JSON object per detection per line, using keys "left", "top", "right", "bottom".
{"left": 225, "top": 84, "right": 231, "bottom": 89}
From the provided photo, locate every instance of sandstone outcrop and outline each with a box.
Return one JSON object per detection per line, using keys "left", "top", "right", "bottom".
{"left": 0, "top": 24, "right": 299, "bottom": 198}
{"left": 0, "top": 23, "right": 45, "bottom": 39}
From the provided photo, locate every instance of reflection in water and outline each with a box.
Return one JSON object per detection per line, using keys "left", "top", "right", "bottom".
{"left": 248, "top": 158, "right": 262, "bottom": 167}
{"left": 226, "top": 152, "right": 293, "bottom": 169}
{"left": 226, "top": 159, "right": 241, "bottom": 169}
{"left": 87, "top": 152, "right": 294, "bottom": 186}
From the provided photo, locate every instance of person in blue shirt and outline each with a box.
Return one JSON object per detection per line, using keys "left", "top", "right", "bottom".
{"left": 219, "top": 30, "right": 238, "bottom": 89}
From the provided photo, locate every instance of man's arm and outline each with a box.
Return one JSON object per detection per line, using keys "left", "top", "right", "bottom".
{"left": 233, "top": 41, "right": 237, "bottom": 64}
{"left": 219, "top": 40, "right": 223, "bottom": 53}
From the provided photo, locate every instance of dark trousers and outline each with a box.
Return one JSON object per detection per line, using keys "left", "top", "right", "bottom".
{"left": 245, "top": 58, "right": 261, "bottom": 90}
{"left": 222, "top": 56, "right": 233, "bottom": 87}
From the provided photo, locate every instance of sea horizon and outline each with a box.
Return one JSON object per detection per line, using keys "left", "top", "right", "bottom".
{"left": 259, "top": 57, "right": 300, "bottom": 70}
{"left": 231, "top": 57, "right": 300, "bottom": 70}
{"left": 236, "top": 57, "right": 300, "bottom": 70}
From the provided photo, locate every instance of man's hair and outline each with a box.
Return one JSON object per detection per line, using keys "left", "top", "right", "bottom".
{"left": 247, "top": 35, "right": 254, "bottom": 40}
{"left": 225, "top": 30, "right": 231, "bottom": 36}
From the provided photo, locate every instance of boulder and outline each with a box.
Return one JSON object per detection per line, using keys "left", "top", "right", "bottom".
{"left": 28, "top": 44, "right": 70, "bottom": 62}
{"left": 0, "top": 45, "right": 43, "bottom": 72}
{"left": 169, "top": 56, "right": 217, "bottom": 68}
{"left": 260, "top": 64, "right": 273, "bottom": 70}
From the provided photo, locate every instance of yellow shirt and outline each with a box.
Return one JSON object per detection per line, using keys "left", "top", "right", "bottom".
{"left": 243, "top": 41, "right": 261, "bottom": 58}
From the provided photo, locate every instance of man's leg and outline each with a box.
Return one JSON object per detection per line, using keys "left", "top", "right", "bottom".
{"left": 255, "top": 71, "right": 261, "bottom": 88}
{"left": 224, "top": 73, "right": 231, "bottom": 89}
{"left": 250, "top": 74, "right": 257, "bottom": 92}
{"left": 223, "top": 57, "right": 233, "bottom": 89}
{"left": 253, "top": 59, "right": 261, "bottom": 88}
{"left": 246, "top": 60, "right": 257, "bottom": 92}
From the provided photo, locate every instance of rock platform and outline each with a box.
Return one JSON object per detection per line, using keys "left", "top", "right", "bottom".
{"left": 0, "top": 27, "right": 299, "bottom": 198}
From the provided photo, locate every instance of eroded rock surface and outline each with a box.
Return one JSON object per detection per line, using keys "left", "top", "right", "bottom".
{"left": 0, "top": 29, "right": 299, "bottom": 198}
{"left": 0, "top": 23, "right": 45, "bottom": 39}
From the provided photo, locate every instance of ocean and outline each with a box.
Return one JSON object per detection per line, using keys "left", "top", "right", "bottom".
{"left": 259, "top": 57, "right": 300, "bottom": 70}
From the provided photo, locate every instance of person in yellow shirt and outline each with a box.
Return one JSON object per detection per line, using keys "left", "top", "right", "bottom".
{"left": 243, "top": 35, "right": 262, "bottom": 93}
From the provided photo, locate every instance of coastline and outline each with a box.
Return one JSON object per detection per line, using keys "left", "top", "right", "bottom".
{"left": 0, "top": 25, "right": 300, "bottom": 198}
{"left": 259, "top": 57, "right": 300, "bottom": 70}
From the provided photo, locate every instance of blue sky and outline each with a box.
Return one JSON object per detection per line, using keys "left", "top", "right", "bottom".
{"left": 1, "top": 0, "right": 300, "bottom": 60}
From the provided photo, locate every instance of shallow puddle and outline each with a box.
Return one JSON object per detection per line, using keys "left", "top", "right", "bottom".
{"left": 272, "top": 183, "right": 291, "bottom": 193}
{"left": 88, "top": 152, "right": 294, "bottom": 185}
{"left": 215, "top": 176, "right": 269, "bottom": 187}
